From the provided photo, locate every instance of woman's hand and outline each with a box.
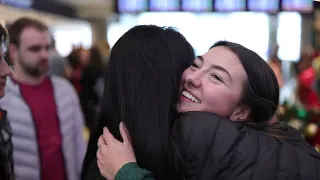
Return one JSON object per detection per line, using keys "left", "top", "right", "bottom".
{"left": 96, "top": 122, "right": 136, "bottom": 179}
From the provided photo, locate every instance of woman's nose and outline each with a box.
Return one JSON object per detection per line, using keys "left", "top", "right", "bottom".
{"left": 185, "top": 71, "right": 202, "bottom": 88}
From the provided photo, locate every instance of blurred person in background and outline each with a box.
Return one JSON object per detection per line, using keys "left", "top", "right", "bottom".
{"left": 80, "top": 45, "right": 105, "bottom": 131}
{"left": 96, "top": 40, "right": 110, "bottom": 65}
{"left": 268, "top": 45, "right": 283, "bottom": 88}
{"left": 295, "top": 46, "right": 320, "bottom": 109}
{"left": 48, "top": 36, "right": 68, "bottom": 78}
{"left": 67, "top": 47, "right": 90, "bottom": 95}
{"left": 0, "top": 23, "right": 14, "bottom": 180}
{"left": 94, "top": 40, "right": 110, "bottom": 105}
{"left": 0, "top": 17, "right": 86, "bottom": 180}
{"left": 268, "top": 45, "right": 283, "bottom": 124}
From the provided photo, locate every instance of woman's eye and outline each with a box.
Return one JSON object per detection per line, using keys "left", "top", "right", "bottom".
{"left": 212, "top": 74, "right": 222, "bottom": 82}
{"left": 191, "top": 63, "right": 199, "bottom": 68}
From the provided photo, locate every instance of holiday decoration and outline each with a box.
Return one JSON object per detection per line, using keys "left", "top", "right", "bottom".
{"left": 297, "top": 67, "right": 320, "bottom": 108}
{"left": 288, "top": 118, "right": 304, "bottom": 131}
{"left": 279, "top": 63, "right": 320, "bottom": 150}
{"left": 313, "top": 56, "right": 320, "bottom": 97}
{"left": 313, "top": 56, "right": 320, "bottom": 71}
{"left": 280, "top": 52, "right": 320, "bottom": 152}
{"left": 305, "top": 123, "right": 319, "bottom": 138}
{"left": 278, "top": 99, "right": 320, "bottom": 150}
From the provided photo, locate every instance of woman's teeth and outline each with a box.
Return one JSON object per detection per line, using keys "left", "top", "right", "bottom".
{"left": 182, "top": 90, "right": 200, "bottom": 103}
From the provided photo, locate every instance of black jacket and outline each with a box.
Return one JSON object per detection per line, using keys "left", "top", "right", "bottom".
{"left": 84, "top": 111, "right": 320, "bottom": 180}
{"left": 0, "top": 109, "right": 14, "bottom": 180}
{"left": 80, "top": 65, "right": 104, "bottom": 131}
{"left": 177, "top": 112, "right": 320, "bottom": 180}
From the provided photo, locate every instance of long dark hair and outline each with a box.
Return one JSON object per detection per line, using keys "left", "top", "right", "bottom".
{"left": 82, "top": 25, "right": 194, "bottom": 179}
{"left": 210, "top": 41, "right": 285, "bottom": 138}
{"left": 0, "top": 24, "right": 8, "bottom": 44}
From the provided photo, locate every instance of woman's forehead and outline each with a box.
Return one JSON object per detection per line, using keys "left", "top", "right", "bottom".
{"left": 203, "top": 46, "right": 240, "bottom": 66}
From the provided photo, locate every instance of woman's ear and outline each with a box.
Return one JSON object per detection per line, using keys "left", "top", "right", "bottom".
{"left": 229, "top": 106, "right": 251, "bottom": 122}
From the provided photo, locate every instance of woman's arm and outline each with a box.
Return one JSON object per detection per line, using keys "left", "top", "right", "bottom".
{"left": 84, "top": 159, "right": 156, "bottom": 180}
{"left": 95, "top": 112, "right": 242, "bottom": 180}
{"left": 114, "top": 162, "right": 155, "bottom": 180}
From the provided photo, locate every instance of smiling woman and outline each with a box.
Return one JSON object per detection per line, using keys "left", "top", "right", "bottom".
{"left": 178, "top": 46, "right": 248, "bottom": 120}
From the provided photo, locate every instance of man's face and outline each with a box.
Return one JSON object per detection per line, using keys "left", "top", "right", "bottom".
{"left": 0, "top": 41, "right": 12, "bottom": 98}
{"left": 11, "top": 27, "right": 51, "bottom": 78}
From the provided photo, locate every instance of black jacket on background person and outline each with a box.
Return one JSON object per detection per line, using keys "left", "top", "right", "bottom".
{"left": 0, "top": 109, "right": 14, "bottom": 180}
{"left": 80, "top": 65, "right": 104, "bottom": 131}
{"left": 84, "top": 111, "right": 320, "bottom": 180}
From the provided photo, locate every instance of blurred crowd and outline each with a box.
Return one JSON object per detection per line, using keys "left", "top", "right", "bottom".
{"left": 0, "top": 17, "right": 110, "bottom": 180}
{"left": 57, "top": 41, "right": 110, "bottom": 131}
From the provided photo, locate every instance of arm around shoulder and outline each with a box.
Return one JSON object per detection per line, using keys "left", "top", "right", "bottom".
{"left": 115, "top": 162, "right": 155, "bottom": 180}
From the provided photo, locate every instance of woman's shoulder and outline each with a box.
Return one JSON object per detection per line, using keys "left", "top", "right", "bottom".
{"left": 175, "top": 111, "right": 249, "bottom": 177}
{"left": 176, "top": 111, "right": 320, "bottom": 156}
{"left": 175, "top": 111, "right": 320, "bottom": 179}
{"left": 176, "top": 111, "right": 244, "bottom": 143}
{"left": 177, "top": 111, "right": 241, "bottom": 128}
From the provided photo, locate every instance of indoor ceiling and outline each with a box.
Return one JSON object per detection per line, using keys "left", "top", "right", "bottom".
{"left": 53, "top": 0, "right": 114, "bottom": 19}
{"left": 0, "top": 4, "right": 89, "bottom": 26}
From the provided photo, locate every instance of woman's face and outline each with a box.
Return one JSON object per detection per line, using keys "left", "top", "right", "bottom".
{"left": 178, "top": 46, "right": 250, "bottom": 121}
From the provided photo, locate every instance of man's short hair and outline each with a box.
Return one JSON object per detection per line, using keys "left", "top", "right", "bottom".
{"left": 8, "top": 17, "right": 48, "bottom": 46}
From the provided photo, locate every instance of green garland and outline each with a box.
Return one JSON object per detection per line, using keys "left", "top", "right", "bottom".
{"left": 279, "top": 100, "right": 320, "bottom": 134}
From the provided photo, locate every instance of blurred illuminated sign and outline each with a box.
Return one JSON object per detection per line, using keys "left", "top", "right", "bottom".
{"left": 248, "top": 0, "right": 280, "bottom": 12}
{"left": 0, "top": 0, "right": 33, "bottom": 8}
{"left": 117, "top": 0, "right": 148, "bottom": 13}
{"left": 149, "top": 0, "right": 180, "bottom": 11}
{"left": 181, "top": 0, "right": 212, "bottom": 12}
{"left": 214, "top": 0, "right": 246, "bottom": 11}
{"left": 282, "top": 0, "right": 313, "bottom": 13}
{"left": 115, "top": 0, "right": 313, "bottom": 13}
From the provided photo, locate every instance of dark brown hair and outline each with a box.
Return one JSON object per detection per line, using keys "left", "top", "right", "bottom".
{"left": 0, "top": 24, "right": 8, "bottom": 44}
{"left": 210, "top": 41, "right": 287, "bottom": 139}
{"left": 8, "top": 17, "right": 48, "bottom": 46}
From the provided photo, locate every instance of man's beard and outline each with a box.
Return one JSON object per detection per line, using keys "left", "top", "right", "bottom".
{"left": 18, "top": 57, "right": 48, "bottom": 78}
